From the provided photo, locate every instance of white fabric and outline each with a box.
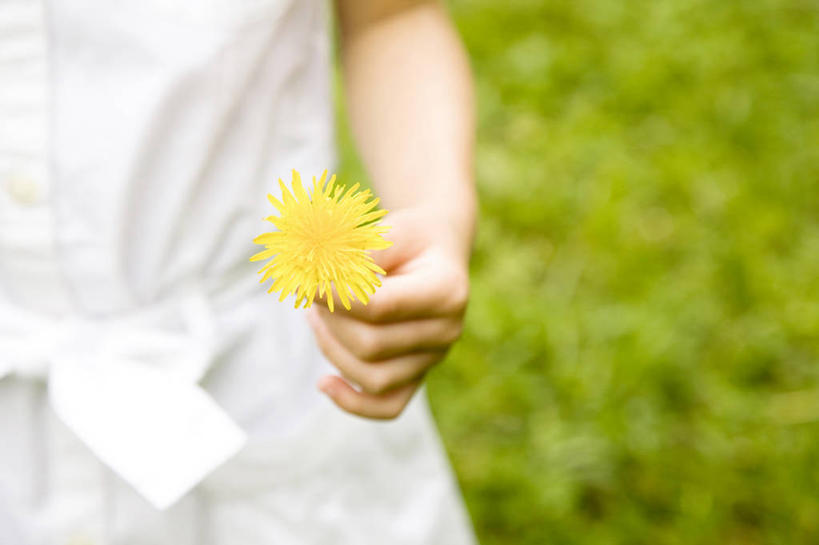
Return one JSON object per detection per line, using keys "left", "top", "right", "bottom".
{"left": 0, "top": 292, "right": 247, "bottom": 509}
{"left": 0, "top": 0, "right": 477, "bottom": 543}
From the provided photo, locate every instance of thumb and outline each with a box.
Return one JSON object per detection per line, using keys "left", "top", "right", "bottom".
{"left": 369, "top": 210, "right": 426, "bottom": 274}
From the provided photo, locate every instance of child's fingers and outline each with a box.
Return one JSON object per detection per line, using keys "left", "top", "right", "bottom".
{"left": 309, "top": 310, "right": 444, "bottom": 393}
{"left": 317, "top": 375, "right": 421, "bottom": 420}
{"left": 312, "top": 305, "right": 462, "bottom": 362}
{"left": 313, "top": 267, "right": 464, "bottom": 323}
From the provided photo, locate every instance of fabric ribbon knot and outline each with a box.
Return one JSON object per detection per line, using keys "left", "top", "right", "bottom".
{"left": 0, "top": 292, "right": 247, "bottom": 510}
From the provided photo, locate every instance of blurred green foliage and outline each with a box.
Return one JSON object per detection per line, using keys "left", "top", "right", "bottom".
{"left": 336, "top": 1, "right": 819, "bottom": 543}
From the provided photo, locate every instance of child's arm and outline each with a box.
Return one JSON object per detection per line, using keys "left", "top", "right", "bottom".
{"left": 307, "top": 0, "right": 476, "bottom": 419}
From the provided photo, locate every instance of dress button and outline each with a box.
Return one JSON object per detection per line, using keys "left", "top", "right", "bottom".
{"left": 5, "top": 174, "right": 41, "bottom": 205}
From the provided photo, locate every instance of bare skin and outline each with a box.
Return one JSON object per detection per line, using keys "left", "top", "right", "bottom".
{"left": 308, "top": 0, "right": 476, "bottom": 419}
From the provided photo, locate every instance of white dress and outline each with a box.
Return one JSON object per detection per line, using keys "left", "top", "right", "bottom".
{"left": 0, "top": 0, "right": 477, "bottom": 543}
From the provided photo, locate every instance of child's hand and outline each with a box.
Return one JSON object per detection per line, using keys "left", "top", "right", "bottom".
{"left": 307, "top": 206, "right": 471, "bottom": 419}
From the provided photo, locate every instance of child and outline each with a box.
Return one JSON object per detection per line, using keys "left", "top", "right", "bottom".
{"left": 0, "top": 0, "right": 477, "bottom": 543}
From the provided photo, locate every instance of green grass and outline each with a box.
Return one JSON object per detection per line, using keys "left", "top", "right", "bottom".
{"left": 336, "top": 1, "right": 819, "bottom": 543}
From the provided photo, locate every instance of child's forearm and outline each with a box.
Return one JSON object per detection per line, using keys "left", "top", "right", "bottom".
{"left": 336, "top": 0, "right": 476, "bottom": 259}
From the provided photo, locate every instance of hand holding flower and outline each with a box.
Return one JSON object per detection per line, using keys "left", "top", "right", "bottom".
{"left": 308, "top": 206, "right": 470, "bottom": 420}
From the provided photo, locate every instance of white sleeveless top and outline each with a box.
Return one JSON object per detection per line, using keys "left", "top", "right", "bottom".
{"left": 0, "top": 0, "right": 476, "bottom": 543}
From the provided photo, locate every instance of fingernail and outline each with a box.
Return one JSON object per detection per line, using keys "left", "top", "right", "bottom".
{"left": 317, "top": 376, "right": 334, "bottom": 395}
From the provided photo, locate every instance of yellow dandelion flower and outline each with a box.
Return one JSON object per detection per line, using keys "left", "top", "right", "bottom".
{"left": 250, "top": 170, "right": 392, "bottom": 312}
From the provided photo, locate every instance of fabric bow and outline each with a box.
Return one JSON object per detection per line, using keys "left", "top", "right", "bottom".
{"left": 0, "top": 292, "right": 246, "bottom": 509}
